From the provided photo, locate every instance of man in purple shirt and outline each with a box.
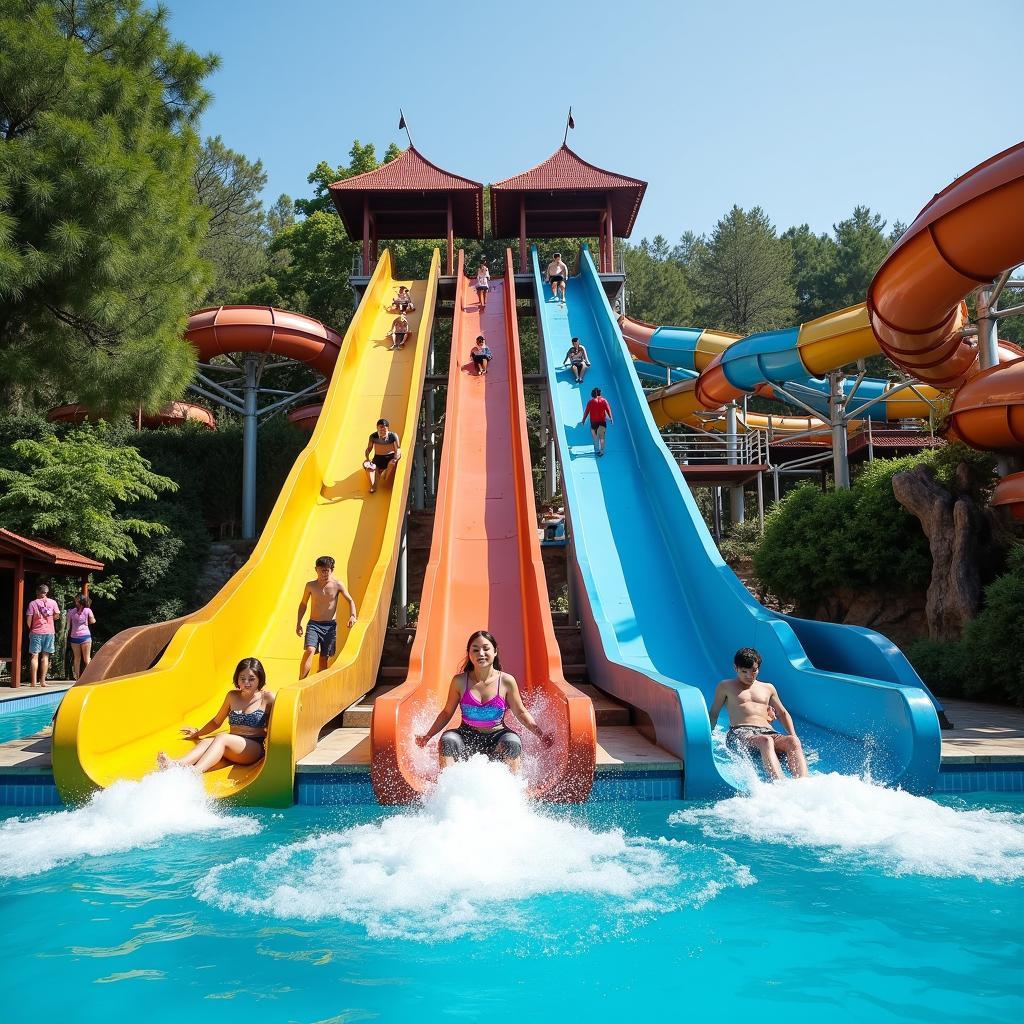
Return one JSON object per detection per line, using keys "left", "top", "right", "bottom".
{"left": 26, "top": 584, "right": 61, "bottom": 687}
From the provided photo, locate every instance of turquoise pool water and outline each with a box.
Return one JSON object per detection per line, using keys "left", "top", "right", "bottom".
{"left": 0, "top": 762, "right": 1021, "bottom": 1022}
{"left": 0, "top": 694, "right": 60, "bottom": 743}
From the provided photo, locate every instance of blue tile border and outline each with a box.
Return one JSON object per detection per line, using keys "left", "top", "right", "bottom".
{"left": 0, "top": 773, "right": 61, "bottom": 808}
{"left": 0, "top": 690, "right": 63, "bottom": 716}
{"left": 2, "top": 762, "right": 1022, "bottom": 809}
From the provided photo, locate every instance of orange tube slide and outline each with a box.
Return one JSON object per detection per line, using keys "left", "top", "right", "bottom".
{"left": 371, "top": 250, "right": 596, "bottom": 803}
{"left": 186, "top": 305, "right": 344, "bottom": 376}
{"left": 867, "top": 140, "right": 1024, "bottom": 513}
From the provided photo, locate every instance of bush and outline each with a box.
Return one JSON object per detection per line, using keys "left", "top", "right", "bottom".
{"left": 905, "top": 638, "right": 967, "bottom": 699}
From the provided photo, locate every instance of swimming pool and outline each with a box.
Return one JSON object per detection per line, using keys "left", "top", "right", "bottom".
{"left": 0, "top": 691, "right": 62, "bottom": 744}
{"left": 0, "top": 761, "right": 1021, "bottom": 1022}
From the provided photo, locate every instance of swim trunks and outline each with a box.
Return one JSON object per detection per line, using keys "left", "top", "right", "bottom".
{"left": 304, "top": 619, "right": 337, "bottom": 657}
{"left": 726, "top": 724, "right": 777, "bottom": 753}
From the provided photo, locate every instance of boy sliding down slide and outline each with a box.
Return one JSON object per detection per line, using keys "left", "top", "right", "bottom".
{"left": 707, "top": 647, "right": 808, "bottom": 781}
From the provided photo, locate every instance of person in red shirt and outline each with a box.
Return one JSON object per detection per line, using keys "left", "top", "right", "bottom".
{"left": 581, "top": 387, "right": 613, "bottom": 457}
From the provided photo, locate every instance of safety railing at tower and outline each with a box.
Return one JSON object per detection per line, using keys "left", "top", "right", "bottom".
{"left": 661, "top": 430, "right": 768, "bottom": 467}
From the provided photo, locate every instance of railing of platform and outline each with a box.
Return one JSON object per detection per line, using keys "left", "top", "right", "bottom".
{"left": 661, "top": 431, "right": 767, "bottom": 466}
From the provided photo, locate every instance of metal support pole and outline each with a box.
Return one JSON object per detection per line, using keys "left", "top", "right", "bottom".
{"left": 725, "top": 403, "right": 744, "bottom": 525}
{"left": 412, "top": 420, "right": 425, "bottom": 511}
{"left": 756, "top": 470, "right": 764, "bottom": 533}
{"left": 396, "top": 516, "right": 408, "bottom": 628}
{"left": 830, "top": 371, "right": 851, "bottom": 490}
{"left": 773, "top": 466, "right": 780, "bottom": 504}
{"left": 976, "top": 286, "right": 999, "bottom": 370}
{"left": 711, "top": 486, "right": 722, "bottom": 541}
{"left": 241, "top": 354, "right": 259, "bottom": 539}
{"left": 866, "top": 416, "right": 874, "bottom": 463}
{"left": 427, "top": 331, "right": 437, "bottom": 500}
{"left": 565, "top": 543, "right": 577, "bottom": 625}
{"left": 541, "top": 389, "right": 556, "bottom": 500}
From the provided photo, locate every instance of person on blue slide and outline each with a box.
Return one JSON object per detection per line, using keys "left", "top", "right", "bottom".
{"left": 414, "top": 630, "right": 552, "bottom": 775}
{"left": 706, "top": 647, "right": 808, "bottom": 780}
{"left": 546, "top": 252, "right": 568, "bottom": 304}
{"left": 581, "top": 386, "right": 613, "bottom": 456}
{"left": 563, "top": 337, "right": 591, "bottom": 383}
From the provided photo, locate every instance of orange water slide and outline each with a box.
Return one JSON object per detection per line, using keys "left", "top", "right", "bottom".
{"left": 867, "top": 140, "right": 1024, "bottom": 512}
{"left": 371, "top": 250, "right": 596, "bottom": 803}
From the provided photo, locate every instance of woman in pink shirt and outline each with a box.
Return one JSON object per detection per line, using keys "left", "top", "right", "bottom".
{"left": 580, "top": 386, "right": 613, "bottom": 457}
{"left": 68, "top": 593, "right": 97, "bottom": 680}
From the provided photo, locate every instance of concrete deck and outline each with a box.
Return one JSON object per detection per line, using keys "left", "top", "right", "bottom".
{"left": 938, "top": 698, "right": 1024, "bottom": 763}
{"left": 0, "top": 682, "right": 70, "bottom": 702}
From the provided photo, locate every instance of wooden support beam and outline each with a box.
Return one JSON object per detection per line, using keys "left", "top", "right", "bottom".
{"left": 519, "top": 198, "right": 527, "bottom": 273}
{"left": 362, "top": 197, "right": 370, "bottom": 275}
{"left": 11, "top": 557, "right": 24, "bottom": 688}
{"left": 446, "top": 197, "right": 454, "bottom": 275}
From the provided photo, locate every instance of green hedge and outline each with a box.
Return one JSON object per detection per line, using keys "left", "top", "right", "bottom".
{"left": 753, "top": 445, "right": 996, "bottom": 608}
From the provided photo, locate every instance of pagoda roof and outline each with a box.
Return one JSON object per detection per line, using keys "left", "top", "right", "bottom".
{"left": 490, "top": 144, "right": 647, "bottom": 239}
{"left": 329, "top": 147, "right": 484, "bottom": 240}
{"left": 0, "top": 528, "right": 104, "bottom": 573}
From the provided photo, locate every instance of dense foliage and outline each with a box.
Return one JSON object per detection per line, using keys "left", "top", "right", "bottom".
{"left": 0, "top": 0, "right": 217, "bottom": 413}
{"left": 753, "top": 446, "right": 996, "bottom": 609}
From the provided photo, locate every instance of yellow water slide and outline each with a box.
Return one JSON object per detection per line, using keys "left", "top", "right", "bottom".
{"left": 53, "top": 250, "right": 440, "bottom": 806}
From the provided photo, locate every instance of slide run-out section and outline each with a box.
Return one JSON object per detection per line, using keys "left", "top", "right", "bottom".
{"left": 534, "top": 245, "right": 940, "bottom": 798}
{"left": 371, "top": 250, "right": 596, "bottom": 803}
{"left": 54, "top": 250, "right": 440, "bottom": 806}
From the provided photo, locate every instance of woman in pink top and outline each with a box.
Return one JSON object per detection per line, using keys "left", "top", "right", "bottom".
{"left": 67, "top": 593, "right": 96, "bottom": 680}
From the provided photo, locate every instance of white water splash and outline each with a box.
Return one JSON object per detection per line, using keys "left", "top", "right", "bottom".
{"left": 198, "top": 757, "right": 752, "bottom": 941}
{"left": 671, "top": 772, "right": 1024, "bottom": 882}
{"left": 0, "top": 769, "right": 260, "bottom": 879}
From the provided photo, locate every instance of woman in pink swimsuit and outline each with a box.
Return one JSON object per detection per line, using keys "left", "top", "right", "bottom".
{"left": 415, "top": 630, "right": 552, "bottom": 773}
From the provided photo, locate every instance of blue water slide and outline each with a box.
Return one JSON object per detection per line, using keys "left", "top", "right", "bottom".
{"left": 534, "top": 246, "right": 941, "bottom": 797}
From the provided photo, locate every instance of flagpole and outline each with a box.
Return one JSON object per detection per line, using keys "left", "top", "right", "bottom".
{"left": 399, "top": 108, "right": 413, "bottom": 148}
{"left": 563, "top": 106, "right": 573, "bottom": 146}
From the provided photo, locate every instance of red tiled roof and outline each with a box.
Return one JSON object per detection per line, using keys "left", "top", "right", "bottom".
{"left": 490, "top": 145, "right": 647, "bottom": 239}
{"left": 0, "top": 528, "right": 104, "bottom": 571}
{"left": 329, "top": 147, "right": 483, "bottom": 240}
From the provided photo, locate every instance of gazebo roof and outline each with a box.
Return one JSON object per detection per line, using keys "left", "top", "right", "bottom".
{"left": 490, "top": 144, "right": 647, "bottom": 239}
{"left": 329, "top": 146, "right": 484, "bottom": 240}
{"left": 0, "top": 528, "right": 104, "bottom": 573}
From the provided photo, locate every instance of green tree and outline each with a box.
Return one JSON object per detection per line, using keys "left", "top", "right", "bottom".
{"left": 194, "top": 136, "right": 268, "bottom": 304}
{"left": 0, "top": 426, "right": 177, "bottom": 595}
{"left": 693, "top": 206, "right": 796, "bottom": 334}
{"left": 781, "top": 223, "right": 837, "bottom": 321}
{"left": 0, "top": 0, "right": 219, "bottom": 413}
{"left": 623, "top": 236, "right": 695, "bottom": 326}
{"left": 813, "top": 205, "right": 891, "bottom": 312}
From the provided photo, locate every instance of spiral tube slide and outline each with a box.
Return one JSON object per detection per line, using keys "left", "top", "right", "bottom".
{"left": 621, "top": 307, "right": 940, "bottom": 430}
{"left": 536, "top": 245, "right": 940, "bottom": 798}
{"left": 370, "top": 250, "right": 596, "bottom": 803}
{"left": 54, "top": 250, "right": 440, "bottom": 805}
{"left": 866, "top": 140, "right": 1024, "bottom": 515}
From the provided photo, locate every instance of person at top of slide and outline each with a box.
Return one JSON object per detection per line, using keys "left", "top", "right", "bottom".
{"left": 415, "top": 630, "right": 553, "bottom": 774}
{"left": 26, "top": 584, "right": 61, "bottom": 687}
{"left": 363, "top": 418, "right": 401, "bottom": 493}
{"left": 389, "top": 285, "right": 416, "bottom": 313}
{"left": 580, "top": 386, "right": 613, "bottom": 457}
{"left": 474, "top": 259, "right": 490, "bottom": 311}
{"left": 470, "top": 335, "right": 493, "bottom": 375}
{"left": 547, "top": 253, "right": 568, "bottom": 304}
{"left": 295, "top": 555, "right": 358, "bottom": 679}
{"left": 706, "top": 647, "right": 808, "bottom": 781}
{"left": 157, "top": 657, "right": 275, "bottom": 774}
{"left": 563, "top": 337, "right": 591, "bottom": 383}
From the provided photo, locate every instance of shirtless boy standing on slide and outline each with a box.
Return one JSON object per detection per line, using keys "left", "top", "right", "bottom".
{"left": 706, "top": 647, "right": 808, "bottom": 780}
{"left": 296, "top": 555, "right": 357, "bottom": 679}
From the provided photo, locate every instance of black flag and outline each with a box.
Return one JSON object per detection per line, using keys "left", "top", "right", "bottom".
{"left": 398, "top": 111, "right": 407, "bottom": 130}
{"left": 567, "top": 108, "right": 575, "bottom": 130}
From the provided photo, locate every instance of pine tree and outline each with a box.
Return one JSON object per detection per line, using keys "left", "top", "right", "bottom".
{"left": 0, "top": 0, "right": 218, "bottom": 414}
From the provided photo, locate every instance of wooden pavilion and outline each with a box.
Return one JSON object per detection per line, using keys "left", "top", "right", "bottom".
{"left": 329, "top": 147, "right": 484, "bottom": 276}
{"left": 490, "top": 144, "right": 647, "bottom": 273}
{"left": 0, "top": 529, "right": 103, "bottom": 687}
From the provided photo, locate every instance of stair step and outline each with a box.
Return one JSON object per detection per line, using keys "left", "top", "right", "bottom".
{"left": 575, "top": 683, "right": 631, "bottom": 726}
{"left": 340, "top": 684, "right": 398, "bottom": 728}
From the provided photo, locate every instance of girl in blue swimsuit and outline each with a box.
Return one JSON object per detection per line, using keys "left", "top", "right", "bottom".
{"left": 157, "top": 657, "right": 275, "bottom": 773}
{"left": 415, "top": 630, "right": 552, "bottom": 774}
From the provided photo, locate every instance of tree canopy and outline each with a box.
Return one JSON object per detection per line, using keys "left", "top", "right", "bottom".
{"left": 0, "top": 0, "right": 218, "bottom": 414}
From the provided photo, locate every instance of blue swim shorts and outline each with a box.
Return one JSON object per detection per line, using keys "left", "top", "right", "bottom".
{"left": 29, "top": 634, "right": 55, "bottom": 656}
{"left": 304, "top": 619, "right": 337, "bottom": 657}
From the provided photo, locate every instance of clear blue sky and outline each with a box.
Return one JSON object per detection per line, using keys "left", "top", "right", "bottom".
{"left": 162, "top": 0, "right": 1021, "bottom": 243}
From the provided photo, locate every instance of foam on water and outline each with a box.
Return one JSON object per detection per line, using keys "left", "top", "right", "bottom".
{"left": 671, "top": 771, "right": 1024, "bottom": 882}
{"left": 198, "top": 757, "right": 753, "bottom": 941}
{"left": 0, "top": 769, "right": 260, "bottom": 879}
